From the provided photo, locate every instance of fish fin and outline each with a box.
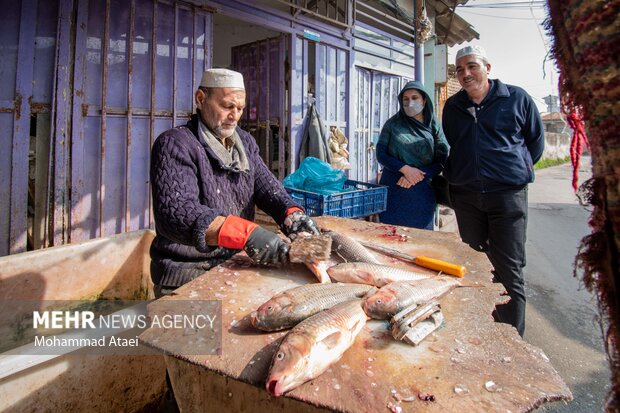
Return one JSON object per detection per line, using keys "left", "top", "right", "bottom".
{"left": 321, "top": 331, "right": 342, "bottom": 349}
{"left": 360, "top": 286, "right": 379, "bottom": 298}
{"left": 359, "top": 270, "right": 377, "bottom": 285}
{"left": 436, "top": 275, "right": 478, "bottom": 287}
{"left": 335, "top": 251, "right": 348, "bottom": 262}
{"left": 352, "top": 318, "right": 366, "bottom": 332}
{"left": 305, "top": 262, "right": 333, "bottom": 283}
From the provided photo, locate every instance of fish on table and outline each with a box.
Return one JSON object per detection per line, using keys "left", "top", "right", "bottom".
{"left": 362, "top": 277, "right": 464, "bottom": 319}
{"left": 265, "top": 299, "right": 368, "bottom": 397}
{"left": 327, "top": 262, "right": 433, "bottom": 287}
{"left": 251, "top": 283, "right": 376, "bottom": 332}
{"left": 330, "top": 233, "right": 381, "bottom": 264}
{"left": 303, "top": 232, "right": 381, "bottom": 283}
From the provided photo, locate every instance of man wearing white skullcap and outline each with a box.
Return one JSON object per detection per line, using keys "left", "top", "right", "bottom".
{"left": 199, "top": 68, "right": 246, "bottom": 90}
{"left": 442, "top": 45, "right": 544, "bottom": 337}
{"left": 149, "top": 68, "right": 319, "bottom": 297}
{"left": 195, "top": 68, "right": 247, "bottom": 141}
{"left": 455, "top": 45, "right": 489, "bottom": 65}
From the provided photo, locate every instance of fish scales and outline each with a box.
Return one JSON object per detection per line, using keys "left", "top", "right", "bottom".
{"left": 331, "top": 233, "right": 381, "bottom": 264}
{"left": 292, "top": 299, "right": 366, "bottom": 336}
{"left": 383, "top": 278, "right": 459, "bottom": 303}
{"left": 251, "top": 283, "right": 375, "bottom": 331}
{"left": 363, "top": 277, "right": 461, "bottom": 319}
{"left": 283, "top": 283, "right": 373, "bottom": 303}
{"left": 282, "top": 284, "right": 373, "bottom": 315}
{"left": 266, "top": 300, "right": 368, "bottom": 396}
{"left": 327, "top": 262, "right": 432, "bottom": 287}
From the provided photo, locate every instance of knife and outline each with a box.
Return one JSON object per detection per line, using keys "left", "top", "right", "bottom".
{"left": 360, "top": 241, "right": 467, "bottom": 277}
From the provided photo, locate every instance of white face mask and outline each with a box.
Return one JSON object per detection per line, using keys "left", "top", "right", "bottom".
{"left": 403, "top": 100, "right": 424, "bottom": 117}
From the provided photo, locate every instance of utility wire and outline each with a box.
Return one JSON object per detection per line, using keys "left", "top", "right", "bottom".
{"left": 461, "top": 1, "right": 545, "bottom": 8}
{"left": 458, "top": 9, "right": 545, "bottom": 20}
{"left": 529, "top": 0, "right": 555, "bottom": 94}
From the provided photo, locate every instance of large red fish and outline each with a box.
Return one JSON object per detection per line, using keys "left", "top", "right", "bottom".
{"left": 327, "top": 262, "right": 432, "bottom": 287}
{"left": 251, "top": 283, "right": 375, "bottom": 331}
{"left": 363, "top": 277, "right": 463, "bottom": 319}
{"left": 265, "top": 299, "right": 368, "bottom": 397}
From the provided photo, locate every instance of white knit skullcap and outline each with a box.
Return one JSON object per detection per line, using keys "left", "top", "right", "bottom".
{"left": 455, "top": 45, "right": 489, "bottom": 63}
{"left": 199, "top": 68, "right": 245, "bottom": 89}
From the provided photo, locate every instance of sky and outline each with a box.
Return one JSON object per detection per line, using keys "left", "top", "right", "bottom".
{"left": 447, "top": 0, "right": 559, "bottom": 113}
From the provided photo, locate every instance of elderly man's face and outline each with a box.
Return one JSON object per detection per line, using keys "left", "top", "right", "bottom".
{"left": 455, "top": 55, "right": 491, "bottom": 97}
{"left": 196, "top": 87, "right": 246, "bottom": 139}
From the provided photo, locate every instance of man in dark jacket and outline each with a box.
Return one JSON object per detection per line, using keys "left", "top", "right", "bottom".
{"left": 442, "top": 46, "right": 544, "bottom": 336}
{"left": 150, "top": 68, "right": 319, "bottom": 296}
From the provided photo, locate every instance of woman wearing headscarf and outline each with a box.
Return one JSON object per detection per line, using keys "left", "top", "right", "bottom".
{"left": 377, "top": 80, "right": 449, "bottom": 230}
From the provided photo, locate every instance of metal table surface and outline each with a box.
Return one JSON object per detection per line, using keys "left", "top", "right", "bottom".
{"left": 139, "top": 217, "right": 571, "bottom": 412}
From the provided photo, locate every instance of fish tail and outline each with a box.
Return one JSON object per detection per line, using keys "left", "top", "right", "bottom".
{"left": 456, "top": 279, "right": 481, "bottom": 288}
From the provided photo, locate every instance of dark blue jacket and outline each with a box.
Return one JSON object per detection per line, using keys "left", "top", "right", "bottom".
{"left": 442, "top": 79, "right": 544, "bottom": 192}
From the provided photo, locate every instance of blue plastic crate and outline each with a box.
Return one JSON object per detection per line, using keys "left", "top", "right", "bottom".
{"left": 285, "top": 179, "right": 388, "bottom": 218}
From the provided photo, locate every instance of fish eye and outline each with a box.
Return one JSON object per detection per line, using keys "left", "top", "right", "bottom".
{"left": 376, "top": 299, "right": 382, "bottom": 304}
{"left": 267, "top": 306, "right": 273, "bottom": 311}
{"left": 276, "top": 352, "right": 285, "bottom": 360}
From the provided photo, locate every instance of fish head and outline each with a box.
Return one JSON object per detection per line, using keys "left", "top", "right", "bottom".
{"left": 266, "top": 334, "right": 312, "bottom": 397}
{"left": 362, "top": 288, "right": 398, "bottom": 319}
{"left": 251, "top": 295, "right": 293, "bottom": 330}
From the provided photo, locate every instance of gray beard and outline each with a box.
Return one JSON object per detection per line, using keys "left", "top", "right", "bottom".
{"left": 198, "top": 120, "right": 250, "bottom": 173}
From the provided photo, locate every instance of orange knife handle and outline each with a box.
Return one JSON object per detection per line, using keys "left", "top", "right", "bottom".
{"left": 413, "top": 256, "right": 466, "bottom": 277}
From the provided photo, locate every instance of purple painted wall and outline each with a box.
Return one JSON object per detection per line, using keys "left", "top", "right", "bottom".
{"left": 0, "top": 0, "right": 60, "bottom": 255}
{"left": 69, "top": 0, "right": 211, "bottom": 243}
{"left": 1, "top": 0, "right": 362, "bottom": 256}
{"left": 0, "top": 0, "right": 212, "bottom": 255}
{"left": 0, "top": 1, "right": 24, "bottom": 255}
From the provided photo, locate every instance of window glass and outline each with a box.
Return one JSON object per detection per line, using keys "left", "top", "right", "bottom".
{"left": 355, "top": 38, "right": 390, "bottom": 58}
{"left": 355, "top": 50, "right": 390, "bottom": 68}
{"left": 393, "top": 39, "right": 415, "bottom": 56}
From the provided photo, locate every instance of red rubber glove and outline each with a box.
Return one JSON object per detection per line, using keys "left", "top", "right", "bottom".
{"left": 218, "top": 216, "right": 289, "bottom": 265}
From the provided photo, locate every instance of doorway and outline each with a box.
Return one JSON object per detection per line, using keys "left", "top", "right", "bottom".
{"left": 212, "top": 14, "right": 288, "bottom": 179}
{"left": 354, "top": 67, "right": 410, "bottom": 183}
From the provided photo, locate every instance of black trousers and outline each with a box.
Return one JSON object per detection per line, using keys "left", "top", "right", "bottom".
{"left": 450, "top": 186, "right": 528, "bottom": 336}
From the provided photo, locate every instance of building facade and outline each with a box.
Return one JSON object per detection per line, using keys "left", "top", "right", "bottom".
{"left": 0, "top": 0, "right": 476, "bottom": 255}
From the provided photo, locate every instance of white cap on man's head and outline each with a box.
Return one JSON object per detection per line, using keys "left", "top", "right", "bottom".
{"left": 455, "top": 45, "right": 488, "bottom": 63}
{"left": 199, "top": 68, "right": 245, "bottom": 89}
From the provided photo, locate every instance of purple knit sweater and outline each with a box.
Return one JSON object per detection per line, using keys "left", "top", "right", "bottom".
{"left": 150, "top": 115, "right": 298, "bottom": 287}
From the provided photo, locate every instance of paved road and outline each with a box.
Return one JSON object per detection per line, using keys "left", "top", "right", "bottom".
{"left": 526, "top": 157, "right": 611, "bottom": 412}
